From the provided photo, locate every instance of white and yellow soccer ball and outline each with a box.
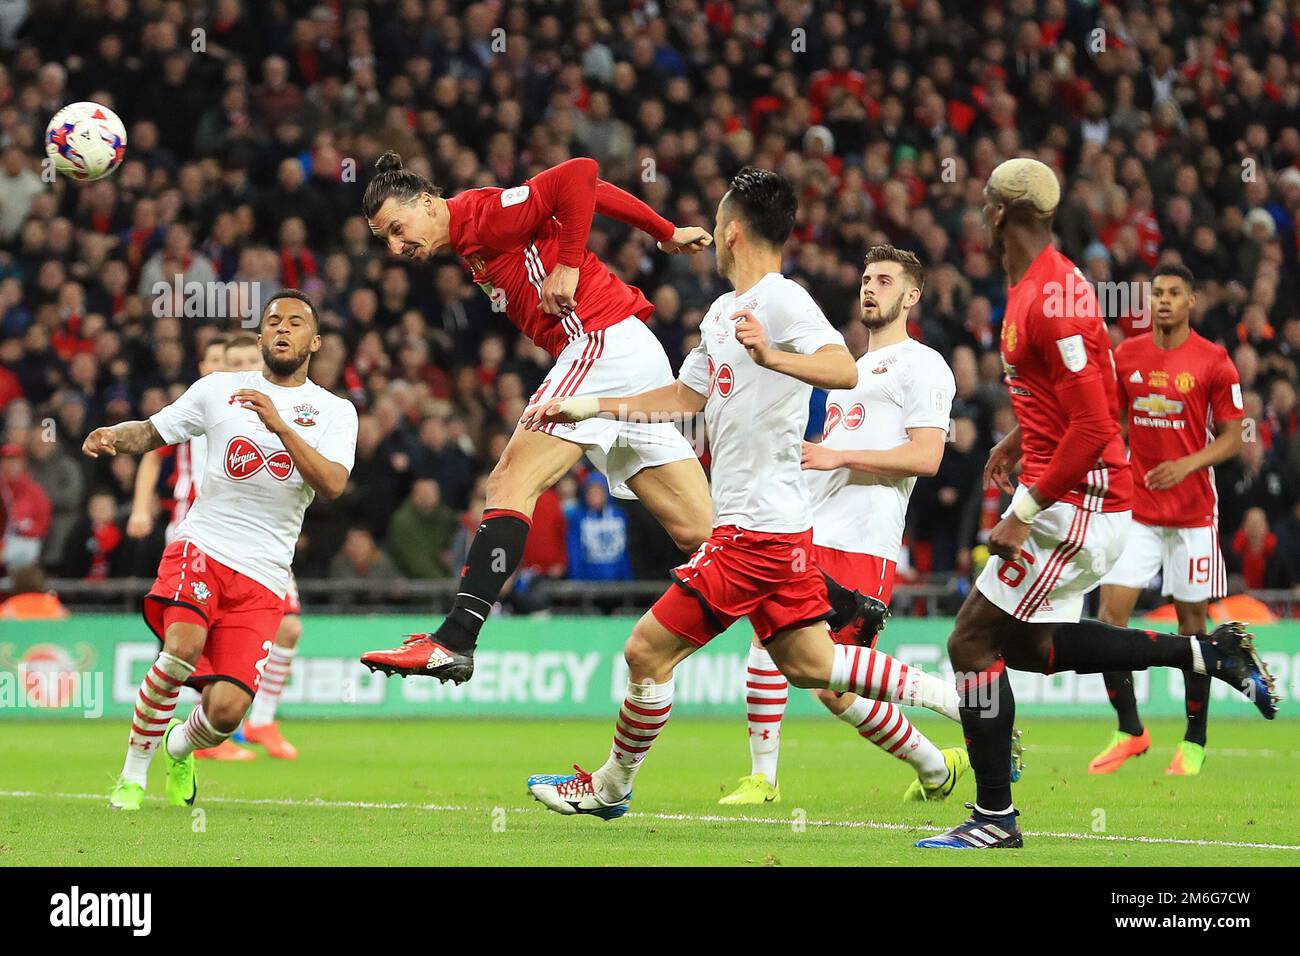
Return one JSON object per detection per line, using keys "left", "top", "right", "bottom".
{"left": 45, "top": 101, "right": 128, "bottom": 182}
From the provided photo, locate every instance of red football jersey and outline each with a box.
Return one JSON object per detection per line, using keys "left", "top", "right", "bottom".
{"left": 446, "top": 158, "right": 675, "bottom": 357}
{"left": 1113, "top": 331, "right": 1243, "bottom": 528}
{"left": 999, "top": 245, "right": 1132, "bottom": 512}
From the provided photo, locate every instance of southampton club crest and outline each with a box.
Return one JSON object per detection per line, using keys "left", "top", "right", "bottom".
{"left": 191, "top": 581, "right": 211, "bottom": 603}
{"left": 293, "top": 403, "right": 320, "bottom": 427}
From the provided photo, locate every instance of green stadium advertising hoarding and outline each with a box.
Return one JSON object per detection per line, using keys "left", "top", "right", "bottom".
{"left": 0, "top": 615, "right": 1295, "bottom": 720}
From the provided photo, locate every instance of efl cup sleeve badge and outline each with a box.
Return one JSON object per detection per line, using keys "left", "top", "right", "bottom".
{"left": 293, "top": 403, "right": 319, "bottom": 427}
{"left": 1055, "top": 334, "right": 1087, "bottom": 372}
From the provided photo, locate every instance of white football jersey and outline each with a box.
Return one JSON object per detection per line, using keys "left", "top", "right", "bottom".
{"left": 679, "top": 272, "right": 846, "bottom": 533}
{"left": 150, "top": 370, "right": 359, "bottom": 597}
{"left": 806, "top": 338, "right": 955, "bottom": 560}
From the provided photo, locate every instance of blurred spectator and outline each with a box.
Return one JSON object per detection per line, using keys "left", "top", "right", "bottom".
{"left": 0, "top": 441, "right": 50, "bottom": 571}
{"left": 1229, "top": 507, "right": 1284, "bottom": 589}
{"left": 24, "top": 428, "right": 83, "bottom": 566}
{"left": 520, "top": 486, "right": 567, "bottom": 579}
{"left": 59, "top": 490, "right": 125, "bottom": 580}
{"left": 330, "top": 525, "right": 401, "bottom": 582}
{"left": 565, "top": 475, "right": 632, "bottom": 582}
{"left": 386, "top": 478, "right": 458, "bottom": 578}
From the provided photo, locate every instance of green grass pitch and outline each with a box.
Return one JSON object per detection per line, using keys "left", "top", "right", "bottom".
{"left": 2, "top": 716, "right": 1295, "bottom": 866}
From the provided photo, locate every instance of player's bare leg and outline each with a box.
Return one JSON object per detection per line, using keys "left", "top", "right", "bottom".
{"left": 361, "top": 426, "right": 582, "bottom": 682}
{"left": 110, "top": 619, "right": 204, "bottom": 810}
{"left": 244, "top": 613, "right": 302, "bottom": 759}
{"left": 919, "top": 591, "right": 1278, "bottom": 849}
{"left": 1090, "top": 584, "right": 1151, "bottom": 773}
{"left": 528, "top": 610, "right": 695, "bottom": 818}
{"left": 623, "top": 457, "right": 712, "bottom": 554}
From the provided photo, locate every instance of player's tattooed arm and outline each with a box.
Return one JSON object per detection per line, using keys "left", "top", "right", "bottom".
{"left": 82, "top": 420, "right": 165, "bottom": 458}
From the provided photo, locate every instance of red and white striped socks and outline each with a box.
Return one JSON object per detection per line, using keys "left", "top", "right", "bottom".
{"left": 593, "top": 678, "right": 674, "bottom": 802}
{"left": 829, "top": 644, "right": 960, "bottom": 721}
{"left": 745, "top": 645, "right": 786, "bottom": 784}
{"left": 248, "top": 643, "right": 296, "bottom": 726}
{"left": 121, "top": 652, "right": 194, "bottom": 785}
{"left": 836, "top": 694, "right": 950, "bottom": 785}
{"left": 166, "top": 704, "right": 230, "bottom": 759}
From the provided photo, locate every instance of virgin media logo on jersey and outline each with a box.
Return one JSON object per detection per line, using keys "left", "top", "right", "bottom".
{"left": 224, "top": 437, "right": 294, "bottom": 481}
{"left": 843, "top": 403, "right": 865, "bottom": 429}
{"left": 714, "top": 363, "right": 735, "bottom": 398}
{"left": 824, "top": 403, "right": 843, "bottom": 435}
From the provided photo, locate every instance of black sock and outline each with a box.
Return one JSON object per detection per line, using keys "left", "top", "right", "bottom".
{"left": 821, "top": 571, "right": 859, "bottom": 629}
{"left": 1102, "top": 671, "right": 1144, "bottom": 736}
{"left": 1183, "top": 671, "right": 1211, "bottom": 746}
{"left": 1048, "top": 619, "right": 1193, "bottom": 674}
{"left": 959, "top": 661, "right": 1016, "bottom": 815}
{"left": 441, "top": 508, "right": 531, "bottom": 651}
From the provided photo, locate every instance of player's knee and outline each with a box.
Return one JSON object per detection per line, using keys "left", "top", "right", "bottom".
{"left": 161, "top": 627, "right": 204, "bottom": 665}
{"left": 624, "top": 622, "right": 670, "bottom": 678}
{"left": 204, "top": 689, "right": 251, "bottom": 732}
{"left": 276, "top": 615, "right": 303, "bottom": 647}
{"left": 780, "top": 657, "right": 820, "bottom": 689}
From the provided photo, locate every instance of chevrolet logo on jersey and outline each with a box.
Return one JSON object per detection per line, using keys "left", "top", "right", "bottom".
{"left": 1132, "top": 393, "right": 1184, "bottom": 417}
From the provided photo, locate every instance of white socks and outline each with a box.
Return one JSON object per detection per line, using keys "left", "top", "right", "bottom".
{"left": 594, "top": 677, "right": 674, "bottom": 802}
{"left": 166, "top": 704, "right": 228, "bottom": 759}
{"left": 745, "top": 645, "right": 786, "bottom": 783}
{"left": 248, "top": 642, "right": 297, "bottom": 726}
{"left": 837, "top": 694, "right": 950, "bottom": 785}
{"left": 829, "top": 644, "right": 960, "bottom": 721}
{"left": 121, "top": 652, "right": 194, "bottom": 785}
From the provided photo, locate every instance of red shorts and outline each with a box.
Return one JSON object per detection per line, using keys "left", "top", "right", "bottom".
{"left": 652, "top": 525, "right": 831, "bottom": 645}
{"left": 813, "top": 545, "right": 896, "bottom": 602}
{"left": 142, "top": 540, "right": 285, "bottom": 696}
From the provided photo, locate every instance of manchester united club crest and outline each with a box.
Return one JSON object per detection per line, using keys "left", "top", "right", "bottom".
{"left": 1175, "top": 371, "right": 1196, "bottom": 393}
{"left": 1002, "top": 320, "right": 1018, "bottom": 354}
{"left": 293, "top": 403, "right": 319, "bottom": 427}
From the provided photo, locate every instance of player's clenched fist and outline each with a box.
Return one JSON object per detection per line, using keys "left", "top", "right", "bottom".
{"left": 657, "top": 226, "right": 713, "bottom": 255}
{"left": 232, "top": 389, "right": 288, "bottom": 435}
{"left": 82, "top": 426, "right": 118, "bottom": 458}
{"left": 519, "top": 396, "right": 600, "bottom": 431}
{"left": 733, "top": 309, "right": 771, "bottom": 366}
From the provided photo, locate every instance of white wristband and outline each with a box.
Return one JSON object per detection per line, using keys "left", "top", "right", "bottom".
{"left": 559, "top": 396, "right": 600, "bottom": 422}
{"left": 1010, "top": 485, "right": 1043, "bottom": 524}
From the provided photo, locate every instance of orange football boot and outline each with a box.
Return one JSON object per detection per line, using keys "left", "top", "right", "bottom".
{"left": 195, "top": 739, "right": 255, "bottom": 761}
{"left": 243, "top": 721, "right": 299, "bottom": 760}
{"left": 1087, "top": 729, "right": 1151, "bottom": 774}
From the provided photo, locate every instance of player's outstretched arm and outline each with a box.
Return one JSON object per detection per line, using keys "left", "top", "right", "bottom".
{"left": 82, "top": 420, "right": 165, "bottom": 458}
{"left": 520, "top": 382, "right": 706, "bottom": 431}
{"left": 802, "top": 427, "right": 946, "bottom": 478}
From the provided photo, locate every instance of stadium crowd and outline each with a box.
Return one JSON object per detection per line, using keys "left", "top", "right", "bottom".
{"left": 1, "top": 0, "right": 1299, "bottom": 606}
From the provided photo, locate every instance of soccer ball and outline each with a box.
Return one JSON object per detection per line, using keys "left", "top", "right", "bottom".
{"left": 45, "top": 101, "right": 128, "bottom": 182}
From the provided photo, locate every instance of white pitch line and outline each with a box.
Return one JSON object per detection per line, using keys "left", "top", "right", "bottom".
{"left": 3, "top": 789, "right": 1298, "bottom": 852}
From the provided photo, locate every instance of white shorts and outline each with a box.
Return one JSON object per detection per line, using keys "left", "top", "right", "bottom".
{"left": 976, "top": 501, "right": 1131, "bottom": 623}
{"left": 1098, "top": 520, "right": 1226, "bottom": 603}
{"left": 528, "top": 317, "right": 696, "bottom": 499}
